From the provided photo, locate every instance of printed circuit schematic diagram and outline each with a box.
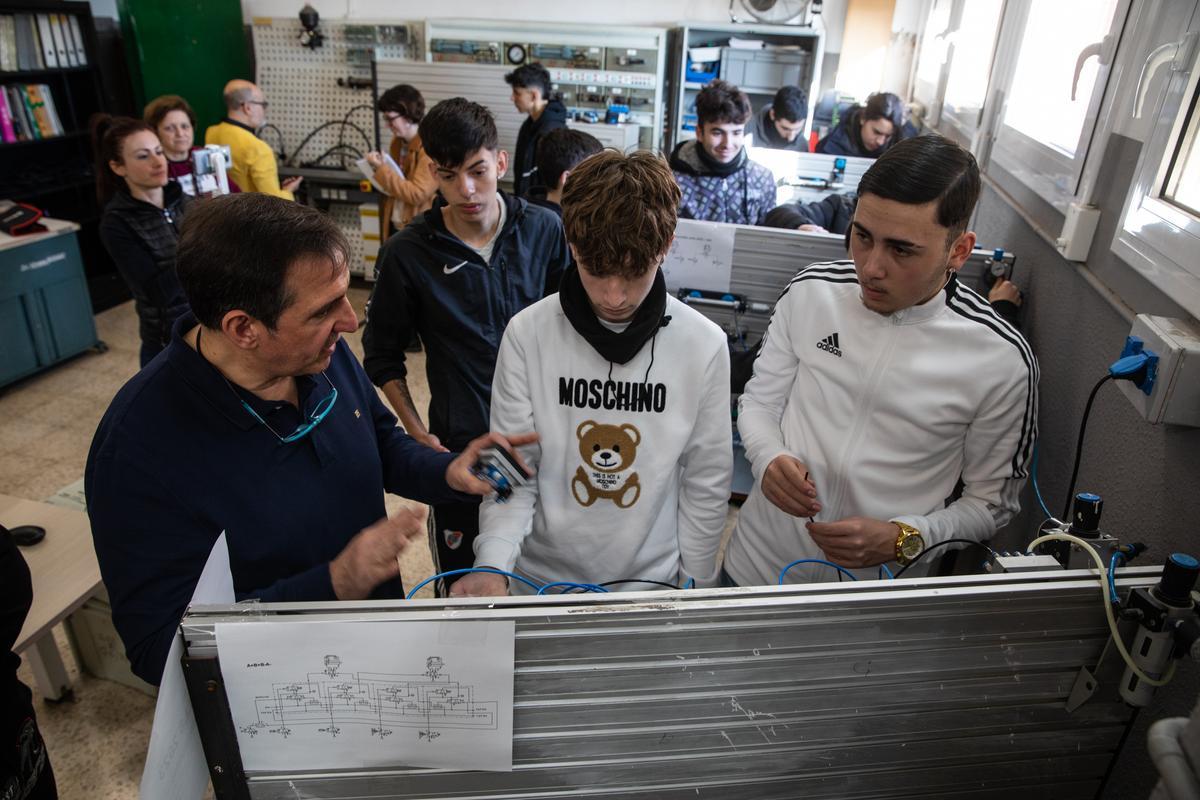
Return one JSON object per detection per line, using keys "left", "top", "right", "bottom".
{"left": 237, "top": 654, "right": 498, "bottom": 743}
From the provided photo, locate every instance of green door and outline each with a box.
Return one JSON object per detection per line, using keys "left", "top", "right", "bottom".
{"left": 118, "top": 0, "right": 250, "bottom": 130}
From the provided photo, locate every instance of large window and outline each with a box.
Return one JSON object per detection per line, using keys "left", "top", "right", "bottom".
{"left": 1162, "top": 82, "right": 1200, "bottom": 215}
{"left": 909, "top": 0, "right": 1200, "bottom": 311}
{"left": 1113, "top": 9, "right": 1200, "bottom": 317}
{"left": 912, "top": 0, "right": 953, "bottom": 124}
{"left": 939, "top": 0, "right": 1004, "bottom": 139}
{"left": 987, "top": 0, "right": 1126, "bottom": 216}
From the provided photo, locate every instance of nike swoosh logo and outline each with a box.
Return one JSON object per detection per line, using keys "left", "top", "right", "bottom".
{"left": 443, "top": 261, "right": 467, "bottom": 275}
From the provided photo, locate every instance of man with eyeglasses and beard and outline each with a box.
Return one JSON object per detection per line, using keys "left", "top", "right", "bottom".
{"left": 205, "top": 79, "right": 301, "bottom": 199}
{"left": 85, "top": 193, "right": 533, "bottom": 686}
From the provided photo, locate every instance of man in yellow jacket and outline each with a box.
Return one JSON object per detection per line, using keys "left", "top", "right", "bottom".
{"left": 205, "top": 80, "right": 301, "bottom": 200}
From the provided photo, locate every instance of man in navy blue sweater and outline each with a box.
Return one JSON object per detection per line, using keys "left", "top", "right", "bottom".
{"left": 86, "top": 193, "right": 532, "bottom": 685}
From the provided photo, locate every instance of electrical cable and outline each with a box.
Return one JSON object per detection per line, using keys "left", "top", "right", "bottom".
{"left": 1062, "top": 373, "right": 1114, "bottom": 520}
{"left": 892, "top": 539, "right": 997, "bottom": 579}
{"left": 1030, "top": 444, "right": 1053, "bottom": 521}
{"left": 878, "top": 563, "right": 894, "bottom": 580}
{"left": 289, "top": 119, "right": 373, "bottom": 166}
{"left": 405, "top": 567, "right": 541, "bottom": 599}
{"left": 339, "top": 104, "right": 375, "bottom": 164}
{"left": 1027, "top": 531, "right": 1175, "bottom": 687}
{"left": 315, "top": 143, "right": 365, "bottom": 158}
{"left": 537, "top": 582, "right": 609, "bottom": 595}
{"left": 599, "top": 579, "right": 681, "bottom": 590}
{"left": 257, "top": 123, "right": 287, "bottom": 159}
{"left": 408, "top": 570, "right": 689, "bottom": 599}
{"left": 1108, "top": 551, "right": 1125, "bottom": 606}
{"left": 306, "top": 143, "right": 364, "bottom": 169}
{"left": 778, "top": 558, "right": 858, "bottom": 584}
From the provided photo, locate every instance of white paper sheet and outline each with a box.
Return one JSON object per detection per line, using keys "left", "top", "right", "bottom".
{"left": 140, "top": 533, "right": 235, "bottom": 800}
{"left": 355, "top": 152, "right": 403, "bottom": 192}
{"left": 662, "top": 218, "right": 736, "bottom": 294}
{"left": 217, "top": 619, "right": 516, "bottom": 772}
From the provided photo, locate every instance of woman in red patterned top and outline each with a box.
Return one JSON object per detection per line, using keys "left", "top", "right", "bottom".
{"left": 144, "top": 94, "right": 240, "bottom": 197}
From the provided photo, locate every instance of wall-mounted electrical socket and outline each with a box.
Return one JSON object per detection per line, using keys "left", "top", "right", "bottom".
{"left": 1117, "top": 315, "right": 1200, "bottom": 426}
{"left": 1056, "top": 203, "right": 1102, "bottom": 262}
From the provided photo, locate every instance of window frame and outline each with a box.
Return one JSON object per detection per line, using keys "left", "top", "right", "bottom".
{"left": 983, "top": 0, "right": 1130, "bottom": 223}
{"left": 1112, "top": 21, "right": 1200, "bottom": 318}
{"left": 911, "top": 0, "right": 954, "bottom": 129}
{"left": 936, "top": 0, "right": 1006, "bottom": 149}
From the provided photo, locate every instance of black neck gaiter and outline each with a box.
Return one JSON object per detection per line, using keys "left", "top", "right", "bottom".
{"left": 558, "top": 266, "right": 669, "bottom": 365}
{"left": 695, "top": 140, "right": 747, "bottom": 177}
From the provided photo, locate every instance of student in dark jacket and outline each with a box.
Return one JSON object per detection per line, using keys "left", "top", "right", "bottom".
{"left": 362, "top": 98, "right": 571, "bottom": 593}
{"left": 764, "top": 192, "right": 857, "bottom": 233}
{"left": 745, "top": 85, "right": 809, "bottom": 152}
{"left": 506, "top": 63, "right": 568, "bottom": 198}
{"left": 93, "top": 115, "right": 191, "bottom": 367}
{"left": 669, "top": 80, "right": 777, "bottom": 225}
{"left": 1, "top": 525, "right": 58, "bottom": 800}
{"left": 816, "top": 91, "right": 906, "bottom": 159}
{"left": 528, "top": 127, "right": 603, "bottom": 217}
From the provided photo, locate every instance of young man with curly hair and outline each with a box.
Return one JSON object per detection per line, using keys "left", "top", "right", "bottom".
{"left": 669, "top": 79, "right": 777, "bottom": 225}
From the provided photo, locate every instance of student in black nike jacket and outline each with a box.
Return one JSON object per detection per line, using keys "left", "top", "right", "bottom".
{"left": 362, "top": 98, "right": 570, "bottom": 593}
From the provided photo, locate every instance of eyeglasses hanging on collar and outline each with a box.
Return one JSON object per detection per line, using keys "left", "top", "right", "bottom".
{"left": 196, "top": 326, "right": 338, "bottom": 443}
{"left": 228, "top": 371, "right": 338, "bottom": 443}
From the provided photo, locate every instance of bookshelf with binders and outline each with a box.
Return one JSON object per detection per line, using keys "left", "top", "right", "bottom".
{"left": 0, "top": 1, "right": 114, "bottom": 306}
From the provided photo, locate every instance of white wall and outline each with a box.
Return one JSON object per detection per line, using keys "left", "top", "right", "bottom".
{"left": 890, "top": 0, "right": 925, "bottom": 32}
{"left": 243, "top": 1, "right": 726, "bottom": 25}
{"left": 240, "top": 0, "right": 849, "bottom": 51}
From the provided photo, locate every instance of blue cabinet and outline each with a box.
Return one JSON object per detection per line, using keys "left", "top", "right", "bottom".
{"left": 0, "top": 221, "right": 100, "bottom": 387}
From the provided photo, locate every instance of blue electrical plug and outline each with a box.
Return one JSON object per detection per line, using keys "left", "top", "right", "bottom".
{"left": 1111, "top": 336, "right": 1159, "bottom": 395}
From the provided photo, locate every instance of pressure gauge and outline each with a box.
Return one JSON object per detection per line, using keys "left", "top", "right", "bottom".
{"left": 507, "top": 43, "right": 527, "bottom": 65}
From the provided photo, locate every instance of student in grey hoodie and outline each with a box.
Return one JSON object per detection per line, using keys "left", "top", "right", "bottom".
{"left": 669, "top": 80, "right": 776, "bottom": 226}
{"left": 746, "top": 85, "right": 810, "bottom": 152}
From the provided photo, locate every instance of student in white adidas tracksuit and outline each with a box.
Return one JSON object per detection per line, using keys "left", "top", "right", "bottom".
{"left": 725, "top": 136, "right": 1039, "bottom": 586}
{"left": 451, "top": 150, "right": 733, "bottom": 597}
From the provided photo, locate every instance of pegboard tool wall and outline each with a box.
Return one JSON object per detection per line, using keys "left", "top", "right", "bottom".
{"left": 251, "top": 16, "right": 422, "bottom": 170}
{"left": 330, "top": 202, "right": 370, "bottom": 280}
{"left": 375, "top": 59, "right": 524, "bottom": 173}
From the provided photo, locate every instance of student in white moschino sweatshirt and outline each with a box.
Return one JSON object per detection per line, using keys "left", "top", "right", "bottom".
{"left": 451, "top": 150, "right": 733, "bottom": 597}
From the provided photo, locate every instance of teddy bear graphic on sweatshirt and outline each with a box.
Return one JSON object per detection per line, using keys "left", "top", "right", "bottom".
{"left": 571, "top": 420, "right": 641, "bottom": 508}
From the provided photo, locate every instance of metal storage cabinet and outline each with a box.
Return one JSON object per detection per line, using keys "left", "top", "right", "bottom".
{"left": 720, "top": 47, "right": 810, "bottom": 92}
{"left": 666, "top": 22, "right": 824, "bottom": 152}
{"left": 0, "top": 218, "right": 100, "bottom": 387}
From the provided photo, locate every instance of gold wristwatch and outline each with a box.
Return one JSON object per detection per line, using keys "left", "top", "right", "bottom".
{"left": 893, "top": 522, "right": 925, "bottom": 566}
